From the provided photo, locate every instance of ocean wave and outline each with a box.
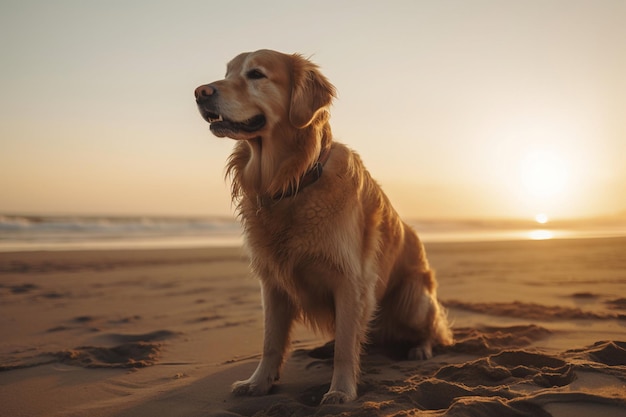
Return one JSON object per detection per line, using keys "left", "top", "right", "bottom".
{"left": 0, "top": 214, "right": 244, "bottom": 251}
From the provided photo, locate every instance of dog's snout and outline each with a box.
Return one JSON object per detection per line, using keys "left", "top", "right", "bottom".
{"left": 194, "top": 84, "right": 217, "bottom": 101}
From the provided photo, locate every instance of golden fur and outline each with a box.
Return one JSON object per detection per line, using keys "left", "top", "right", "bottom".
{"left": 195, "top": 49, "right": 453, "bottom": 404}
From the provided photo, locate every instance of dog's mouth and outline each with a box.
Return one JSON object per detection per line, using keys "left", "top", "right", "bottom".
{"left": 205, "top": 112, "right": 266, "bottom": 135}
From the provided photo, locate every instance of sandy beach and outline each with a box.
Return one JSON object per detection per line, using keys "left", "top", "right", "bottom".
{"left": 1, "top": 237, "right": 625, "bottom": 417}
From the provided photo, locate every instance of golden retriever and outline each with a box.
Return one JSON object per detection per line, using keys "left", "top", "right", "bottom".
{"left": 194, "top": 49, "right": 453, "bottom": 404}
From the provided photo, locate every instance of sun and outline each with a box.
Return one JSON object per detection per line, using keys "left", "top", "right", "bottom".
{"left": 520, "top": 150, "right": 569, "bottom": 198}
{"left": 535, "top": 213, "right": 549, "bottom": 224}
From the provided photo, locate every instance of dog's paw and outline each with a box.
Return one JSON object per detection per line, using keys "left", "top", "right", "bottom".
{"left": 320, "top": 389, "right": 356, "bottom": 405}
{"left": 231, "top": 378, "right": 272, "bottom": 396}
{"left": 408, "top": 341, "right": 433, "bottom": 360}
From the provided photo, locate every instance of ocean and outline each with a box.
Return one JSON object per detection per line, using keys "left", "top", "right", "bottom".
{"left": 0, "top": 215, "right": 242, "bottom": 252}
{"left": 1, "top": 214, "right": 625, "bottom": 252}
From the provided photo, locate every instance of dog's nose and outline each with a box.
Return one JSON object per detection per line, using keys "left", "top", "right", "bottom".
{"left": 194, "top": 84, "right": 216, "bottom": 101}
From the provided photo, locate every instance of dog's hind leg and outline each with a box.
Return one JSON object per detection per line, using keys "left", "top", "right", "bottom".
{"left": 402, "top": 270, "right": 453, "bottom": 358}
{"left": 375, "top": 267, "right": 453, "bottom": 359}
{"left": 405, "top": 286, "right": 449, "bottom": 360}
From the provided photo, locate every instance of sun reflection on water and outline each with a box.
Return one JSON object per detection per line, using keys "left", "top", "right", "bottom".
{"left": 528, "top": 229, "right": 554, "bottom": 240}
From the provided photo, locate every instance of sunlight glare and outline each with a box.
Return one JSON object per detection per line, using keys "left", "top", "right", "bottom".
{"left": 535, "top": 213, "right": 549, "bottom": 224}
{"left": 520, "top": 150, "right": 569, "bottom": 198}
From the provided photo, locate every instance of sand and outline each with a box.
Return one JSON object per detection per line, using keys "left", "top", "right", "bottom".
{"left": 1, "top": 237, "right": 625, "bottom": 417}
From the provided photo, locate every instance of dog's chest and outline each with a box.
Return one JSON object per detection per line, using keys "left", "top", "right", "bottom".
{"left": 245, "top": 198, "right": 361, "bottom": 285}
{"left": 251, "top": 198, "right": 341, "bottom": 251}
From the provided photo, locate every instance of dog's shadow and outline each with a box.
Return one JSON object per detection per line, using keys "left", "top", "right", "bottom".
{"left": 307, "top": 339, "right": 420, "bottom": 361}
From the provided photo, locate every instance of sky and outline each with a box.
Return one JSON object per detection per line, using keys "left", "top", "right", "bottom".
{"left": 1, "top": 0, "right": 625, "bottom": 221}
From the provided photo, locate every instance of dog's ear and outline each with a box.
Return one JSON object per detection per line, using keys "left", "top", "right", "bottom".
{"left": 289, "top": 54, "right": 336, "bottom": 129}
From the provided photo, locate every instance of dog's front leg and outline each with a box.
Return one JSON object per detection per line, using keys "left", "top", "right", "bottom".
{"left": 321, "top": 282, "right": 367, "bottom": 404}
{"left": 232, "top": 282, "right": 295, "bottom": 396}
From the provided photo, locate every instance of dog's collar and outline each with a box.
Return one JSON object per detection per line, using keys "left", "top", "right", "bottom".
{"left": 257, "top": 146, "right": 331, "bottom": 208}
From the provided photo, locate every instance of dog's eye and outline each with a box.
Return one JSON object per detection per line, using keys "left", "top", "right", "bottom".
{"left": 246, "top": 69, "right": 266, "bottom": 80}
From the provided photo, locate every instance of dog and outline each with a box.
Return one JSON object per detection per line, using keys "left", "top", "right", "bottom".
{"left": 194, "top": 49, "right": 453, "bottom": 404}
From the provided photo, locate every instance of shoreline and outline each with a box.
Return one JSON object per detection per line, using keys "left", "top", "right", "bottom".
{"left": 1, "top": 231, "right": 626, "bottom": 254}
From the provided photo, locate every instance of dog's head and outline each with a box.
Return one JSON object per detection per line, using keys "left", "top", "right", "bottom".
{"left": 195, "top": 50, "right": 336, "bottom": 141}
